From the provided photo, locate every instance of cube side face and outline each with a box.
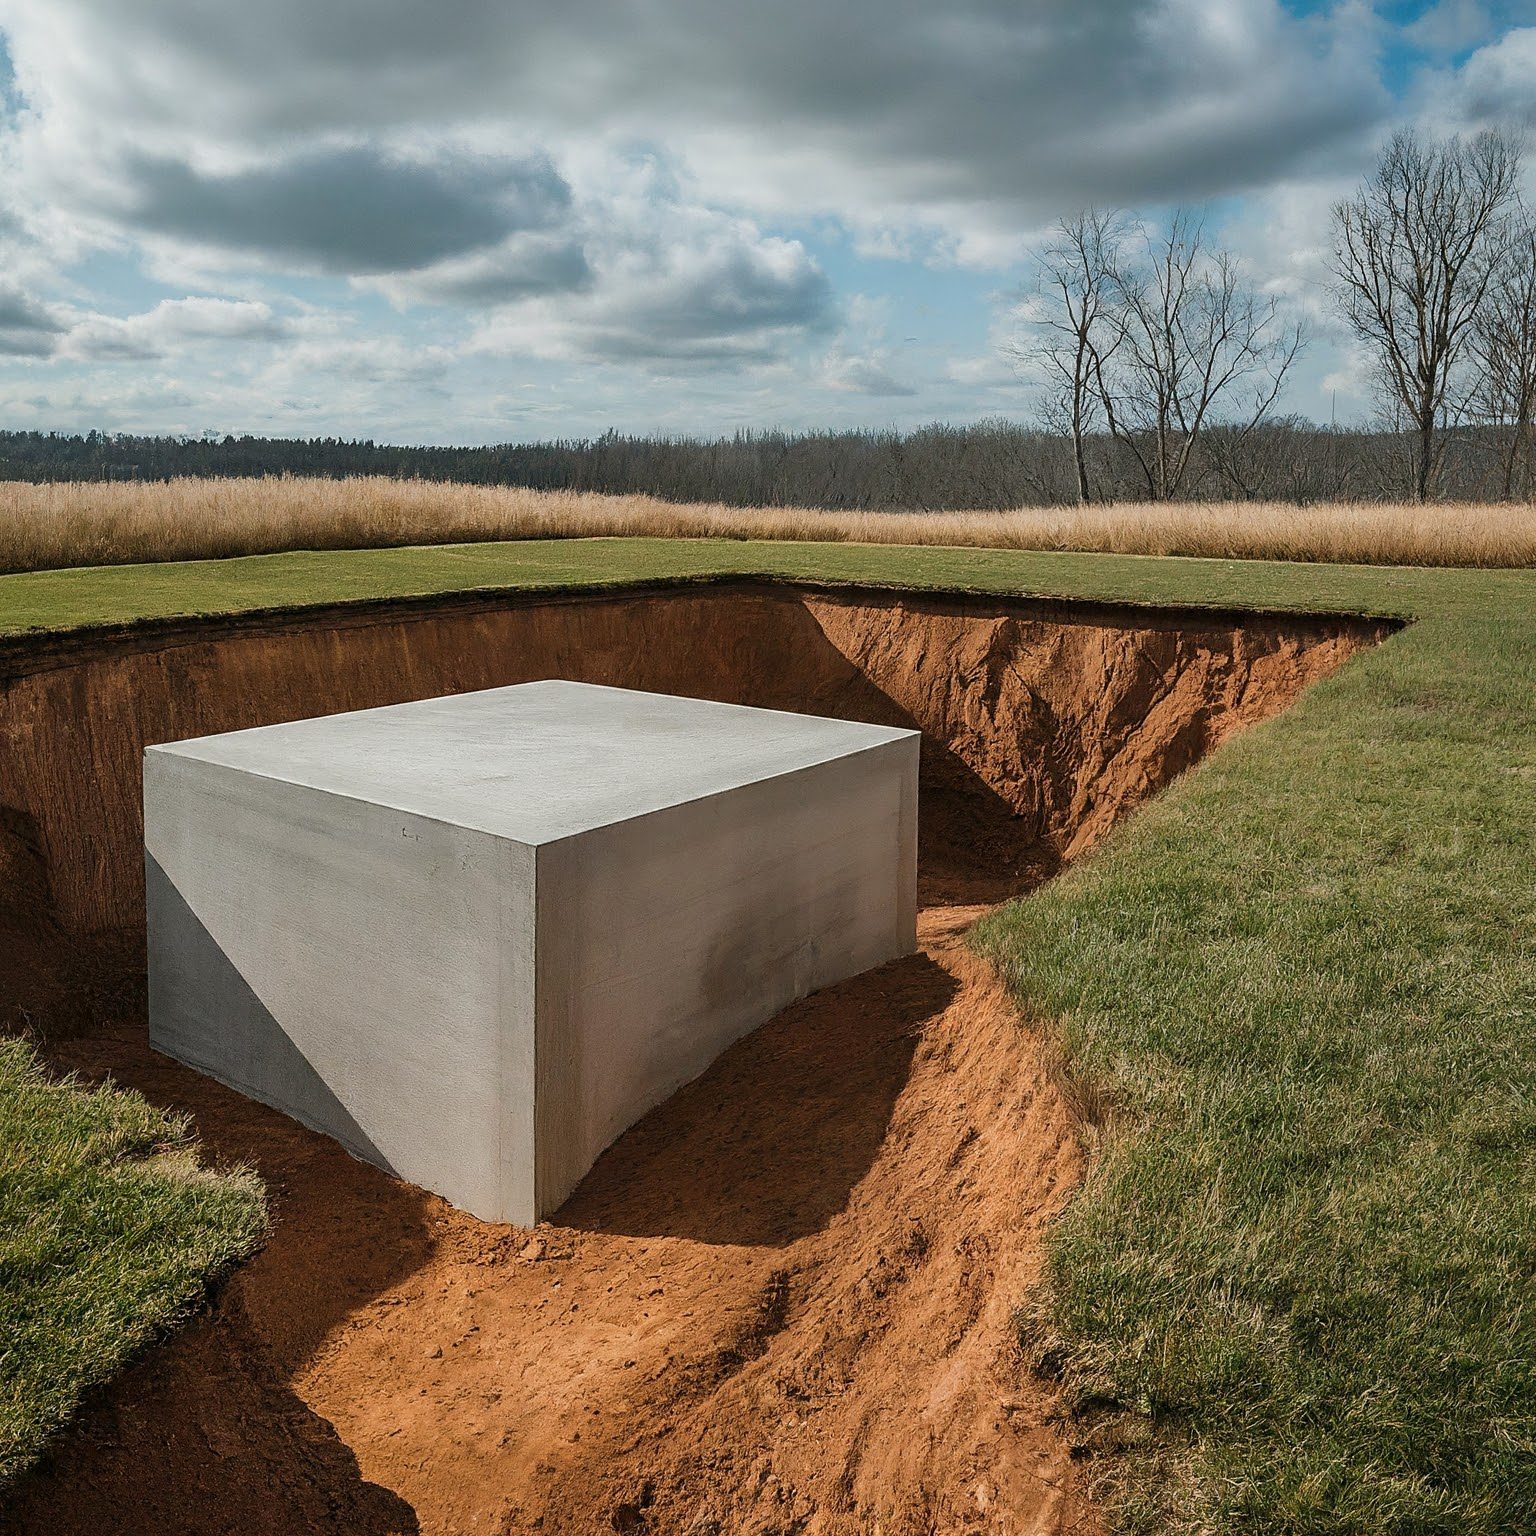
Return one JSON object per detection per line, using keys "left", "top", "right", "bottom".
{"left": 532, "top": 734, "right": 918, "bottom": 1218}
{"left": 144, "top": 749, "right": 538, "bottom": 1224}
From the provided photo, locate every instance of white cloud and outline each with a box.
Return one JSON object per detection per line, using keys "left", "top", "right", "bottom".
{"left": 61, "top": 298, "right": 295, "bottom": 360}
{"left": 1404, "top": 0, "right": 1498, "bottom": 55}
{"left": 1435, "top": 25, "right": 1536, "bottom": 127}
{"left": 822, "top": 351, "right": 917, "bottom": 397}
{"left": 107, "top": 144, "right": 573, "bottom": 276}
{"left": 368, "top": 234, "right": 593, "bottom": 308}
{"left": 470, "top": 161, "right": 834, "bottom": 369}
{"left": 0, "top": 283, "right": 66, "bottom": 355}
{"left": 945, "top": 352, "right": 1018, "bottom": 391}
{"left": 816, "top": 293, "right": 920, "bottom": 396}
{"left": 260, "top": 336, "right": 456, "bottom": 386}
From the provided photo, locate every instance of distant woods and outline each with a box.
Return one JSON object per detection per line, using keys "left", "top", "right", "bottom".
{"left": 2, "top": 131, "right": 1532, "bottom": 511}
{"left": 2, "top": 417, "right": 1530, "bottom": 510}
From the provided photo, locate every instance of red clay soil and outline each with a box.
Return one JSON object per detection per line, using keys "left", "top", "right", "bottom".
{"left": 9, "top": 896, "right": 1095, "bottom": 1536}
{"left": 0, "top": 582, "right": 1384, "bottom": 1534}
{"left": 0, "top": 581, "right": 1380, "bottom": 937}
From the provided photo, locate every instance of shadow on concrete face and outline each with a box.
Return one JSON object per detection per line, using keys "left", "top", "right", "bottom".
{"left": 553, "top": 950, "right": 958, "bottom": 1247}
{"left": 145, "top": 853, "right": 395, "bottom": 1178}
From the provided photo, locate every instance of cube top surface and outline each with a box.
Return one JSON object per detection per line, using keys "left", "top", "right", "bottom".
{"left": 146, "top": 680, "right": 917, "bottom": 846}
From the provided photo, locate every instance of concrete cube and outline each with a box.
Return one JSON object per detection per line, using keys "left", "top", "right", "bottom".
{"left": 145, "top": 681, "right": 918, "bottom": 1224}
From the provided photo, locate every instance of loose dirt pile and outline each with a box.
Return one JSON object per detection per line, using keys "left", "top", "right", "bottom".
{"left": 0, "top": 580, "right": 1384, "bottom": 1534}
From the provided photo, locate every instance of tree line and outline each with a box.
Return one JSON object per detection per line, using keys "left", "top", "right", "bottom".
{"left": 2, "top": 129, "right": 1530, "bottom": 509}
{"left": 3, "top": 418, "right": 1527, "bottom": 507}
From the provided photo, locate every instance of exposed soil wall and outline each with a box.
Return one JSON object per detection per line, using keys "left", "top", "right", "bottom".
{"left": 0, "top": 581, "right": 1386, "bottom": 1535}
{"left": 1, "top": 579, "right": 1379, "bottom": 947}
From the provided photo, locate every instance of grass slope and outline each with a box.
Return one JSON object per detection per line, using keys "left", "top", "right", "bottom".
{"left": 977, "top": 611, "right": 1536, "bottom": 1533}
{"left": 0, "top": 1041, "right": 264, "bottom": 1483}
{"left": 3, "top": 538, "right": 1534, "bottom": 1532}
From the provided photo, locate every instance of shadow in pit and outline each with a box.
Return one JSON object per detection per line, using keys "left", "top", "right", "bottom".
{"left": 555, "top": 950, "right": 959, "bottom": 1247}
{"left": 0, "top": 1309, "right": 419, "bottom": 1536}
{"left": 12, "top": 971, "right": 435, "bottom": 1535}
{"left": 606, "top": 596, "right": 1061, "bottom": 905}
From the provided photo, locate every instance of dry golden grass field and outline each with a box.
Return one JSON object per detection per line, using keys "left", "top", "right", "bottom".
{"left": 2, "top": 474, "right": 1535, "bottom": 573}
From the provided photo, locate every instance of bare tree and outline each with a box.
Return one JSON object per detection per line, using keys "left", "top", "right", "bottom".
{"left": 1472, "top": 211, "right": 1536, "bottom": 499}
{"left": 1330, "top": 128, "right": 1522, "bottom": 502}
{"left": 1019, "top": 208, "right": 1130, "bottom": 502}
{"left": 1089, "top": 209, "right": 1306, "bottom": 501}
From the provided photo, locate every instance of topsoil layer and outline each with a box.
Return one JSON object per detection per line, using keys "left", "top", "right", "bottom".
{"left": 0, "top": 580, "right": 1385, "bottom": 1535}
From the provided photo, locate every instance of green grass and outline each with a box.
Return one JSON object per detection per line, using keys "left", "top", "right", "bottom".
{"left": 975, "top": 610, "right": 1536, "bottom": 1533}
{"left": 0, "top": 535, "right": 1459, "bottom": 639}
{"left": 4, "top": 536, "right": 1535, "bottom": 1531}
{"left": 0, "top": 1040, "right": 264, "bottom": 1483}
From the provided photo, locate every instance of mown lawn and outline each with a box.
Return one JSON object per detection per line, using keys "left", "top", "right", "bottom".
{"left": 975, "top": 597, "right": 1536, "bottom": 1533}
{"left": 3, "top": 537, "right": 1533, "bottom": 1532}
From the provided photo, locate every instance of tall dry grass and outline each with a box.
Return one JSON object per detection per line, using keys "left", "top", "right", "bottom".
{"left": 2, "top": 475, "right": 1534, "bottom": 574}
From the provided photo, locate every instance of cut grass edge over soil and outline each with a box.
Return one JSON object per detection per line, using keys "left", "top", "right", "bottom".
{"left": 0, "top": 533, "right": 1506, "bottom": 643}
{"left": 0, "top": 1039, "right": 265, "bottom": 1483}
{"left": 4, "top": 539, "right": 1535, "bottom": 1532}
{"left": 973, "top": 608, "right": 1536, "bottom": 1533}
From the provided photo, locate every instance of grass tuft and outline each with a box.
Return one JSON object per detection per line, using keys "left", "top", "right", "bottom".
{"left": 0, "top": 1039, "right": 265, "bottom": 1483}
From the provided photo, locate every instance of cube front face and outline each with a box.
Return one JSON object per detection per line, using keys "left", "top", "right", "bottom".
{"left": 146, "top": 752, "right": 538, "bottom": 1223}
{"left": 146, "top": 683, "right": 918, "bottom": 1226}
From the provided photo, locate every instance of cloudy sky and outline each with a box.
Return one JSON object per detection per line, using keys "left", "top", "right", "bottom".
{"left": 0, "top": 0, "right": 1531, "bottom": 444}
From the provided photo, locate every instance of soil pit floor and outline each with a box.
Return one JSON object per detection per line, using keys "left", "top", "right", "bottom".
{"left": 9, "top": 888, "right": 1100, "bottom": 1536}
{"left": 0, "top": 586, "right": 1384, "bottom": 1534}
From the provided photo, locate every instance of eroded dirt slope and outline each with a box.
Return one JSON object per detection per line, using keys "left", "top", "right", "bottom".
{"left": 0, "top": 581, "right": 1375, "bottom": 940}
{"left": 0, "top": 582, "right": 1383, "bottom": 1534}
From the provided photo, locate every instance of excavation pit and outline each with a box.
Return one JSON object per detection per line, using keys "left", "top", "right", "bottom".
{"left": 0, "top": 576, "right": 1393, "bottom": 1533}
{"left": 0, "top": 579, "right": 1391, "bottom": 956}
{"left": 144, "top": 680, "right": 918, "bottom": 1223}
